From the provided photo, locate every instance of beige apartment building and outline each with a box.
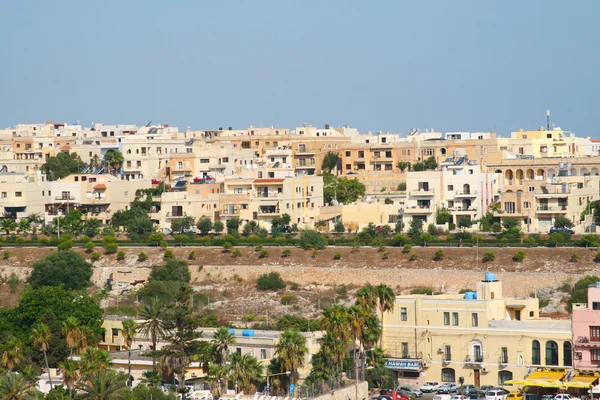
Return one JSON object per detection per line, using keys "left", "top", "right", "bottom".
{"left": 382, "top": 273, "right": 572, "bottom": 388}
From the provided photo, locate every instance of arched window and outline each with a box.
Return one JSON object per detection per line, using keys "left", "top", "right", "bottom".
{"left": 127, "top": 149, "right": 131, "bottom": 154}
{"left": 546, "top": 341, "right": 558, "bottom": 365}
{"left": 532, "top": 340, "right": 541, "bottom": 365}
{"left": 563, "top": 342, "right": 572, "bottom": 366}
{"left": 499, "top": 371, "right": 513, "bottom": 386}
{"left": 441, "top": 368, "right": 455, "bottom": 383}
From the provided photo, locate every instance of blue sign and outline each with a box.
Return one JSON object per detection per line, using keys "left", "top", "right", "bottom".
{"left": 385, "top": 359, "right": 421, "bottom": 371}
{"left": 289, "top": 384, "right": 296, "bottom": 396}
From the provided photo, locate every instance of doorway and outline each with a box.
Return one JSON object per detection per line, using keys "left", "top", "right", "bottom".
{"left": 474, "top": 369, "right": 480, "bottom": 387}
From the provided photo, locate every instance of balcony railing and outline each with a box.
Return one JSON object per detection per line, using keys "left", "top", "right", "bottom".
{"left": 410, "top": 189, "right": 435, "bottom": 196}
{"left": 55, "top": 196, "right": 75, "bottom": 201}
{"left": 536, "top": 206, "right": 567, "bottom": 212}
{"left": 464, "top": 355, "right": 484, "bottom": 365}
{"left": 454, "top": 190, "right": 478, "bottom": 196}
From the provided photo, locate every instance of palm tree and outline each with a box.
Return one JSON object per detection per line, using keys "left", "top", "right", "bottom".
{"left": 138, "top": 298, "right": 169, "bottom": 372}
{"left": 374, "top": 284, "right": 395, "bottom": 349}
{"left": 120, "top": 319, "right": 137, "bottom": 387}
{"left": 212, "top": 326, "right": 236, "bottom": 366}
{"left": 62, "top": 317, "right": 81, "bottom": 356}
{"left": 1, "top": 337, "right": 24, "bottom": 371}
{"left": 306, "top": 353, "right": 334, "bottom": 393}
{"left": 228, "top": 353, "right": 264, "bottom": 394}
{"left": 103, "top": 150, "right": 125, "bottom": 175}
{"left": 274, "top": 329, "right": 308, "bottom": 385}
{"left": 140, "top": 370, "right": 161, "bottom": 388}
{"left": 356, "top": 284, "right": 377, "bottom": 312}
{"left": 17, "top": 219, "right": 31, "bottom": 237}
{"left": 321, "top": 151, "right": 340, "bottom": 174}
{"left": 80, "top": 348, "right": 112, "bottom": 379}
{"left": 0, "top": 371, "right": 32, "bottom": 400}
{"left": 32, "top": 323, "right": 53, "bottom": 390}
{"left": 59, "top": 359, "right": 80, "bottom": 400}
{"left": 1, "top": 219, "right": 16, "bottom": 237}
{"left": 75, "top": 369, "right": 127, "bottom": 400}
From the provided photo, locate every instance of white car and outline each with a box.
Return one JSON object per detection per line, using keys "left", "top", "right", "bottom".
{"left": 421, "top": 382, "right": 441, "bottom": 393}
{"left": 555, "top": 395, "right": 580, "bottom": 400}
{"left": 451, "top": 396, "right": 468, "bottom": 400}
{"left": 485, "top": 390, "right": 508, "bottom": 400}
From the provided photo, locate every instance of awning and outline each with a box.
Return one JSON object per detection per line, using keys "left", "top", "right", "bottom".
{"left": 522, "top": 371, "right": 567, "bottom": 388}
{"left": 565, "top": 376, "right": 598, "bottom": 388}
{"left": 259, "top": 200, "right": 279, "bottom": 206}
{"left": 93, "top": 184, "right": 107, "bottom": 190}
{"left": 504, "top": 380, "right": 527, "bottom": 385}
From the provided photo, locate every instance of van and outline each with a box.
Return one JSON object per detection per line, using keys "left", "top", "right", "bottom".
{"left": 486, "top": 390, "right": 508, "bottom": 400}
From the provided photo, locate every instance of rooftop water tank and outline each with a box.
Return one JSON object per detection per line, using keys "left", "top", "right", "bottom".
{"left": 242, "top": 329, "right": 255, "bottom": 337}
{"left": 227, "top": 328, "right": 236, "bottom": 335}
{"left": 595, "top": 282, "right": 600, "bottom": 289}
{"left": 463, "top": 291, "right": 477, "bottom": 300}
{"left": 484, "top": 272, "right": 497, "bottom": 282}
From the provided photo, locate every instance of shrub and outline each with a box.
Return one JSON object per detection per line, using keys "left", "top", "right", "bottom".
{"left": 393, "top": 234, "right": 409, "bottom": 246}
{"left": 85, "top": 241, "right": 95, "bottom": 254}
{"left": 232, "top": 249, "right": 243, "bottom": 258}
{"left": 102, "top": 235, "right": 117, "bottom": 245}
{"left": 79, "top": 235, "right": 91, "bottom": 243}
{"left": 570, "top": 253, "right": 581, "bottom": 263}
{"left": 557, "top": 282, "right": 573, "bottom": 292}
{"left": 281, "top": 249, "right": 291, "bottom": 258}
{"left": 255, "top": 244, "right": 263, "bottom": 252}
{"left": 299, "top": 229, "right": 327, "bottom": 250}
{"left": 383, "top": 251, "right": 390, "bottom": 259}
{"left": 378, "top": 245, "right": 386, "bottom": 253}
{"left": 333, "top": 252, "right": 342, "bottom": 260}
{"left": 57, "top": 240, "right": 73, "bottom": 251}
{"left": 258, "top": 249, "right": 269, "bottom": 259}
{"left": 2, "top": 251, "right": 9, "bottom": 260}
{"left": 223, "top": 242, "right": 233, "bottom": 253}
{"left": 398, "top": 182, "right": 407, "bottom": 191}
{"left": 289, "top": 282, "right": 300, "bottom": 290}
{"left": 311, "top": 250, "right": 318, "bottom": 259}
{"left": 117, "top": 251, "right": 126, "bottom": 261}
{"left": 15, "top": 237, "right": 25, "bottom": 246}
{"left": 384, "top": 198, "right": 394, "bottom": 205}
{"left": 409, "top": 253, "right": 418, "bottom": 261}
{"left": 512, "top": 250, "right": 526, "bottom": 262}
{"left": 578, "top": 234, "right": 598, "bottom": 248}
{"left": 410, "top": 287, "right": 433, "bottom": 295}
{"left": 138, "top": 252, "right": 148, "bottom": 262}
{"left": 334, "top": 220, "right": 345, "bottom": 233}
{"left": 351, "top": 243, "right": 360, "bottom": 252}
{"left": 188, "top": 251, "right": 196, "bottom": 260}
{"left": 433, "top": 250, "right": 444, "bottom": 261}
{"left": 491, "top": 222, "right": 502, "bottom": 233}
{"left": 402, "top": 244, "right": 412, "bottom": 253}
{"left": 159, "top": 240, "right": 168, "bottom": 249}
{"left": 524, "top": 237, "right": 536, "bottom": 246}
{"left": 257, "top": 272, "right": 285, "bottom": 291}
{"left": 104, "top": 242, "right": 118, "bottom": 254}
{"left": 482, "top": 251, "right": 496, "bottom": 262}
{"left": 280, "top": 293, "right": 298, "bottom": 305}
{"left": 163, "top": 249, "right": 174, "bottom": 260}
{"left": 594, "top": 251, "right": 600, "bottom": 263}
{"left": 38, "top": 237, "right": 51, "bottom": 246}
{"left": 91, "top": 252, "right": 101, "bottom": 262}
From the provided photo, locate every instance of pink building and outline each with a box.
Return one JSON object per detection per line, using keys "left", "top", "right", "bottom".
{"left": 572, "top": 283, "right": 600, "bottom": 371}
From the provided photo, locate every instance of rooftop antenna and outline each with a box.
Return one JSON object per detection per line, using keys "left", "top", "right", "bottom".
{"left": 546, "top": 110, "right": 550, "bottom": 131}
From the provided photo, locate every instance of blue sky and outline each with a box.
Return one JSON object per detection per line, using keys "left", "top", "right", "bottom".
{"left": 1, "top": 1, "right": 599, "bottom": 136}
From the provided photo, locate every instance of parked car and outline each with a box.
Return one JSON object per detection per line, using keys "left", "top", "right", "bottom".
{"left": 461, "top": 385, "right": 479, "bottom": 395}
{"left": 451, "top": 396, "right": 468, "bottom": 400}
{"left": 469, "top": 393, "right": 487, "bottom": 400}
{"left": 481, "top": 387, "right": 496, "bottom": 392}
{"left": 434, "top": 395, "right": 452, "bottom": 400}
{"left": 554, "top": 395, "right": 580, "bottom": 400}
{"left": 421, "top": 382, "right": 441, "bottom": 393}
{"left": 506, "top": 393, "right": 524, "bottom": 400}
{"left": 393, "top": 392, "right": 411, "bottom": 400}
{"left": 549, "top": 227, "right": 574, "bottom": 235}
{"left": 398, "top": 386, "right": 423, "bottom": 397}
{"left": 486, "top": 389, "right": 508, "bottom": 400}
{"left": 438, "top": 384, "right": 459, "bottom": 394}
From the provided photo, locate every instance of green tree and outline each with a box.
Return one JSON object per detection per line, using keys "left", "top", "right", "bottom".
{"left": 395, "top": 161, "right": 410, "bottom": 173}
{"left": 17, "top": 219, "right": 31, "bottom": 237}
{"left": 58, "top": 359, "right": 79, "bottom": 400}
{"left": 323, "top": 175, "right": 366, "bottom": 205}
{"left": 28, "top": 250, "right": 93, "bottom": 291}
{"left": 274, "top": 329, "right": 307, "bottom": 385}
{"left": 149, "top": 259, "right": 191, "bottom": 283}
{"left": 458, "top": 216, "right": 473, "bottom": 228}
{"left": 502, "top": 217, "right": 520, "bottom": 229}
{"left": 126, "top": 216, "right": 155, "bottom": 238}
{"left": 76, "top": 369, "right": 127, "bottom": 400}
{"left": 32, "top": 323, "right": 53, "bottom": 390}
{"left": 321, "top": 151, "right": 340, "bottom": 174}
{"left": 197, "top": 218, "right": 213, "bottom": 236}
{"left": 0, "top": 337, "right": 24, "bottom": 371}
{"left": 121, "top": 319, "right": 137, "bottom": 387}
{"left": 0, "top": 371, "right": 32, "bottom": 400}
{"left": 569, "top": 276, "right": 600, "bottom": 312}
{"left": 138, "top": 299, "right": 170, "bottom": 372}
{"left": 228, "top": 352, "right": 264, "bottom": 394}
{"left": 374, "top": 284, "right": 395, "bottom": 348}
{"left": 170, "top": 216, "right": 195, "bottom": 235}
{"left": 42, "top": 152, "right": 85, "bottom": 181}
{"left": 103, "top": 150, "right": 125, "bottom": 174}
{"left": 257, "top": 272, "right": 286, "bottom": 291}
{"left": 213, "top": 220, "right": 224, "bottom": 234}
{"left": 407, "top": 218, "right": 423, "bottom": 238}
{"left": 1, "top": 219, "right": 16, "bottom": 237}
{"left": 424, "top": 156, "right": 438, "bottom": 170}
{"left": 554, "top": 216, "right": 575, "bottom": 229}
{"left": 226, "top": 218, "right": 241, "bottom": 234}
{"left": 212, "top": 326, "right": 236, "bottom": 366}
{"left": 299, "top": 230, "right": 327, "bottom": 249}
{"left": 334, "top": 220, "right": 345, "bottom": 233}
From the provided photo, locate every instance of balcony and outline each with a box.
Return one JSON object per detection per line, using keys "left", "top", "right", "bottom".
{"left": 536, "top": 206, "right": 567, "bottom": 214}
{"left": 464, "top": 354, "right": 484, "bottom": 367}
{"left": 575, "top": 336, "right": 600, "bottom": 347}
{"left": 410, "top": 189, "right": 435, "bottom": 197}
{"left": 255, "top": 192, "right": 281, "bottom": 198}
{"left": 258, "top": 207, "right": 280, "bottom": 216}
{"left": 54, "top": 196, "right": 76, "bottom": 201}
{"left": 454, "top": 190, "right": 478, "bottom": 197}
{"left": 535, "top": 188, "right": 571, "bottom": 197}
{"left": 404, "top": 206, "right": 433, "bottom": 214}
{"left": 221, "top": 209, "right": 240, "bottom": 216}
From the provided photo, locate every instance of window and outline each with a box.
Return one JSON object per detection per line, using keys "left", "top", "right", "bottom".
{"left": 501, "top": 347, "right": 508, "bottom": 364}
{"left": 471, "top": 313, "right": 478, "bottom": 327}
{"left": 441, "top": 367, "right": 455, "bottom": 382}
{"left": 592, "top": 349, "right": 600, "bottom": 362}
{"left": 564, "top": 342, "right": 572, "bottom": 366}
{"left": 448, "top": 185, "right": 454, "bottom": 191}
{"left": 15, "top": 192, "right": 22, "bottom": 197}
{"left": 112, "top": 328, "right": 119, "bottom": 337}
{"left": 532, "top": 340, "right": 541, "bottom": 364}
{"left": 593, "top": 303, "right": 600, "bottom": 310}
{"left": 236, "top": 348, "right": 242, "bottom": 354}
{"left": 223, "top": 157, "right": 229, "bottom": 163}
{"left": 444, "top": 345, "right": 451, "bottom": 361}
{"left": 524, "top": 201, "right": 530, "bottom": 209}
{"left": 345, "top": 151, "right": 351, "bottom": 157}
{"left": 499, "top": 371, "right": 513, "bottom": 386}
{"left": 591, "top": 326, "right": 600, "bottom": 340}
{"left": 545, "top": 341, "right": 558, "bottom": 366}
{"left": 298, "top": 144, "right": 306, "bottom": 152}
{"left": 444, "top": 312, "right": 450, "bottom": 326}
{"left": 177, "top": 161, "right": 183, "bottom": 170}
{"left": 385, "top": 151, "right": 392, "bottom": 158}
{"left": 358, "top": 151, "right": 364, "bottom": 158}
{"left": 200, "top": 159, "right": 209, "bottom": 164}
{"left": 260, "top": 349, "right": 267, "bottom": 359}
{"left": 402, "top": 342, "right": 409, "bottom": 358}
{"left": 401, "top": 307, "right": 407, "bottom": 321}
{"left": 452, "top": 312, "right": 459, "bottom": 326}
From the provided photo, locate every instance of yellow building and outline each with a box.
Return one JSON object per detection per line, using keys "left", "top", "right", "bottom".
{"left": 382, "top": 273, "right": 572, "bottom": 388}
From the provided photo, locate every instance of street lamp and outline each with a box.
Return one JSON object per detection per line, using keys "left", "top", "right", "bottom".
{"left": 265, "top": 371, "right": 291, "bottom": 395}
